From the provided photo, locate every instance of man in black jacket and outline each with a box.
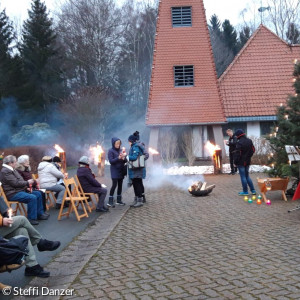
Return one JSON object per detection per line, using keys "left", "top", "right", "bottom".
{"left": 233, "top": 129, "right": 256, "bottom": 196}
{"left": 226, "top": 129, "right": 237, "bottom": 175}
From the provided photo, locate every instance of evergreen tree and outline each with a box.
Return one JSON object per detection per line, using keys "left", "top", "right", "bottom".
{"left": 0, "top": 9, "right": 17, "bottom": 98}
{"left": 222, "top": 19, "right": 238, "bottom": 55}
{"left": 268, "top": 60, "right": 300, "bottom": 179}
{"left": 286, "top": 23, "right": 300, "bottom": 44}
{"left": 19, "top": 0, "right": 63, "bottom": 123}
{"left": 239, "top": 26, "right": 251, "bottom": 49}
{"left": 209, "top": 14, "right": 221, "bottom": 36}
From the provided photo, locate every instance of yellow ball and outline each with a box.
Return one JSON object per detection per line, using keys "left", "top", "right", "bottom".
{"left": 244, "top": 196, "right": 248, "bottom": 201}
{"left": 252, "top": 195, "right": 256, "bottom": 200}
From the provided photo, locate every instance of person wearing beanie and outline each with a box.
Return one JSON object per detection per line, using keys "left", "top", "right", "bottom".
{"left": 77, "top": 156, "right": 108, "bottom": 212}
{"left": 233, "top": 129, "right": 256, "bottom": 196}
{"left": 38, "top": 156, "right": 66, "bottom": 210}
{"left": 107, "top": 138, "right": 127, "bottom": 207}
{"left": 127, "top": 131, "right": 149, "bottom": 208}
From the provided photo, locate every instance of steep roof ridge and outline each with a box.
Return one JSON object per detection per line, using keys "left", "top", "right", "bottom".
{"left": 218, "top": 24, "right": 294, "bottom": 83}
{"left": 218, "top": 24, "right": 263, "bottom": 82}
{"left": 145, "top": 1, "right": 161, "bottom": 123}
{"left": 202, "top": 0, "right": 226, "bottom": 120}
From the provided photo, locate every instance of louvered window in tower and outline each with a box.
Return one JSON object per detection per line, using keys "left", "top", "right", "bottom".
{"left": 171, "top": 7, "right": 192, "bottom": 27}
{"left": 174, "top": 65, "right": 194, "bottom": 87}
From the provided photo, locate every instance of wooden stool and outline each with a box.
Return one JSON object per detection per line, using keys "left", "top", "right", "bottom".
{"left": 257, "top": 177, "right": 289, "bottom": 203}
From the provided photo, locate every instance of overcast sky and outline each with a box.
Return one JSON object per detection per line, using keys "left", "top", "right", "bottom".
{"left": 0, "top": 0, "right": 263, "bottom": 27}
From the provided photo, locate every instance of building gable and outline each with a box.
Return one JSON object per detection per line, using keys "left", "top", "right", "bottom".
{"left": 219, "top": 25, "right": 300, "bottom": 119}
{"left": 146, "top": 0, "right": 226, "bottom": 126}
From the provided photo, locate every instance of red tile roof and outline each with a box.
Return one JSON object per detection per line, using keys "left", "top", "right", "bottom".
{"left": 146, "top": 0, "right": 226, "bottom": 126}
{"left": 219, "top": 25, "right": 300, "bottom": 118}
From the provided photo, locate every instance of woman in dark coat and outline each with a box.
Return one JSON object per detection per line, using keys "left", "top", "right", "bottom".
{"left": 16, "top": 155, "right": 48, "bottom": 216}
{"left": 77, "top": 156, "right": 108, "bottom": 212}
{"left": 107, "top": 137, "right": 127, "bottom": 207}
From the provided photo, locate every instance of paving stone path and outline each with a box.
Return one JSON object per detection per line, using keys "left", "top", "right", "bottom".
{"left": 16, "top": 173, "right": 300, "bottom": 299}
{"left": 62, "top": 174, "right": 300, "bottom": 300}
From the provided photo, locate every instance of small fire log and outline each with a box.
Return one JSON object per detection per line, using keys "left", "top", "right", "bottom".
{"left": 213, "top": 149, "right": 222, "bottom": 174}
{"left": 58, "top": 152, "right": 67, "bottom": 174}
{"left": 98, "top": 150, "right": 105, "bottom": 177}
{"left": 188, "top": 180, "right": 216, "bottom": 196}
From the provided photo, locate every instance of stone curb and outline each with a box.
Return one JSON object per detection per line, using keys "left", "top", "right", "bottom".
{"left": 14, "top": 189, "right": 134, "bottom": 300}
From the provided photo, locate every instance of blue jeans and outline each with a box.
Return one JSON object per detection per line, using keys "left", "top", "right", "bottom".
{"left": 11, "top": 191, "right": 44, "bottom": 220}
{"left": 237, "top": 165, "right": 255, "bottom": 193}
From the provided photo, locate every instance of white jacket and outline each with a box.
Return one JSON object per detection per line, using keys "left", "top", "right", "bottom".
{"left": 38, "top": 162, "right": 64, "bottom": 188}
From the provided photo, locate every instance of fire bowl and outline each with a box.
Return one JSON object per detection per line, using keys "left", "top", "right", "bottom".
{"left": 188, "top": 184, "right": 216, "bottom": 197}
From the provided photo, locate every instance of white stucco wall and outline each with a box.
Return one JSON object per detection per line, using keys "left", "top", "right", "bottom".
{"left": 247, "top": 122, "right": 260, "bottom": 138}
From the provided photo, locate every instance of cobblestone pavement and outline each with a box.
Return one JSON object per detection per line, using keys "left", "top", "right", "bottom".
{"left": 54, "top": 173, "right": 300, "bottom": 300}
{"left": 12, "top": 173, "right": 300, "bottom": 300}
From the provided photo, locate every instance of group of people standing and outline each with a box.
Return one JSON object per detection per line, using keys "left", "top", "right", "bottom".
{"left": 77, "top": 131, "right": 149, "bottom": 212}
{"left": 226, "top": 128, "right": 256, "bottom": 196}
{"left": 106, "top": 130, "right": 149, "bottom": 208}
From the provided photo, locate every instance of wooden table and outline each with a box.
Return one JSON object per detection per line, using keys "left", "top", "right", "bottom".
{"left": 257, "top": 177, "right": 289, "bottom": 203}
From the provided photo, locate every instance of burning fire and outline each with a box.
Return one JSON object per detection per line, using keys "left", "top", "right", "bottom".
{"left": 205, "top": 141, "right": 221, "bottom": 155}
{"left": 54, "top": 144, "right": 64, "bottom": 153}
{"left": 205, "top": 141, "right": 221, "bottom": 169}
{"left": 149, "top": 147, "right": 159, "bottom": 155}
{"left": 89, "top": 144, "right": 104, "bottom": 164}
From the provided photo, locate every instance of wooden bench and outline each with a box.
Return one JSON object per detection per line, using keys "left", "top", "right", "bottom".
{"left": 257, "top": 177, "right": 289, "bottom": 203}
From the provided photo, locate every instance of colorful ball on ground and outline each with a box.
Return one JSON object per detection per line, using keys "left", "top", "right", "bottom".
{"left": 257, "top": 199, "right": 262, "bottom": 205}
{"left": 248, "top": 198, "right": 253, "bottom": 203}
{"left": 244, "top": 196, "right": 248, "bottom": 201}
{"left": 252, "top": 195, "right": 256, "bottom": 200}
{"left": 266, "top": 199, "right": 271, "bottom": 205}
{"left": 257, "top": 195, "right": 262, "bottom": 200}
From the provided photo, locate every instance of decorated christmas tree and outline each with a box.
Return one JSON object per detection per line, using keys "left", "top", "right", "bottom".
{"left": 268, "top": 59, "right": 300, "bottom": 181}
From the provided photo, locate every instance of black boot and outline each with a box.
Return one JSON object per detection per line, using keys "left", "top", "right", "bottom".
{"left": 117, "top": 195, "right": 125, "bottom": 206}
{"left": 37, "top": 239, "right": 61, "bottom": 252}
{"left": 25, "top": 264, "right": 50, "bottom": 278}
{"left": 108, "top": 196, "right": 115, "bottom": 208}
{"left": 141, "top": 194, "right": 146, "bottom": 203}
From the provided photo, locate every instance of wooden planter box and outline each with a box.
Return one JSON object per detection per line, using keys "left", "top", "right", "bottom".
{"left": 257, "top": 177, "right": 289, "bottom": 203}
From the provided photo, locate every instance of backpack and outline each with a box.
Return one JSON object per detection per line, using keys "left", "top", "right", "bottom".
{"left": 0, "top": 235, "right": 29, "bottom": 266}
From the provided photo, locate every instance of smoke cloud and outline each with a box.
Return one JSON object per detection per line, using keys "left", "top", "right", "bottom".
{"left": 144, "top": 164, "right": 204, "bottom": 191}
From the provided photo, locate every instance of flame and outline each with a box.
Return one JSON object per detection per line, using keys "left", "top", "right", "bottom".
{"left": 54, "top": 144, "right": 64, "bottom": 153}
{"left": 205, "top": 141, "right": 221, "bottom": 169}
{"left": 89, "top": 144, "right": 104, "bottom": 164}
{"left": 149, "top": 147, "right": 159, "bottom": 155}
{"left": 205, "top": 141, "right": 221, "bottom": 155}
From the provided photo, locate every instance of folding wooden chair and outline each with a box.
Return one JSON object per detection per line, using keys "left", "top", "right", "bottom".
{"left": 0, "top": 185, "right": 27, "bottom": 217}
{"left": 32, "top": 173, "right": 56, "bottom": 210}
{"left": 57, "top": 177, "right": 89, "bottom": 222}
{"left": 75, "top": 175, "right": 98, "bottom": 212}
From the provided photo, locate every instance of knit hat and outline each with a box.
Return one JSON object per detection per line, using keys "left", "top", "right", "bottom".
{"left": 52, "top": 156, "right": 61, "bottom": 163}
{"left": 42, "top": 156, "right": 52, "bottom": 162}
{"left": 128, "top": 131, "right": 140, "bottom": 143}
{"left": 78, "top": 156, "right": 89, "bottom": 165}
{"left": 234, "top": 129, "right": 245, "bottom": 138}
